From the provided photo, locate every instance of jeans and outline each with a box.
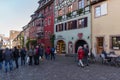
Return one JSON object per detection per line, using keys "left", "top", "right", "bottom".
{"left": 78, "top": 59, "right": 84, "bottom": 67}
{"left": 4, "top": 60, "right": 13, "bottom": 72}
{"left": 51, "top": 53, "right": 55, "bottom": 60}
{"left": 84, "top": 57, "right": 89, "bottom": 66}
{"left": 15, "top": 58, "right": 19, "bottom": 68}
{"left": 21, "top": 57, "right": 25, "bottom": 66}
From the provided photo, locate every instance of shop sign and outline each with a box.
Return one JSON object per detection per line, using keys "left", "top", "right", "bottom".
{"left": 78, "top": 33, "right": 83, "bottom": 39}
{"left": 56, "top": 35, "right": 64, "bottom": 39}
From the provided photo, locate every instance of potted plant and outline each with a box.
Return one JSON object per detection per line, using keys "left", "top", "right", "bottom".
{"left": 77, "top": 8, "right": 83, "bottom": 15}
{"left": 57, "top": 16, "right": 62, "bottom": 20}
{"left": 66, "top": 12, "right": 71, "bottom": 17}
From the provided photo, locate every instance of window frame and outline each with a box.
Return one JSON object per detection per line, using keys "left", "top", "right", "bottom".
{"left": 94, "top": 2, "right": 108, "bottom": 18}
{"left": 111, "top": 36, "right": 120, "bottom": 50}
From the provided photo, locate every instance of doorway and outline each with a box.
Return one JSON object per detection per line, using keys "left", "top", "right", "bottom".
{"left": 96, "top": 37, "right": 104, "bottom": 54}
{"left": 75, "top": 40, "right": 88, "bottom": 53}
{"left": 57, "top": 40, "right": 66, "bottom": 54}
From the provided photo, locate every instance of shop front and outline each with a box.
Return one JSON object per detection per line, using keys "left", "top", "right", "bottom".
{"left": 56, "top": 40, "right": 66, "bottom": 54}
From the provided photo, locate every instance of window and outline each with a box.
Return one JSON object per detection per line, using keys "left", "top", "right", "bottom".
{"left": 45, "top": 31, "right": 47, "bottom": 38}
{"left": 56, "top": 25, "right": 58, "bottom": 32}
{"left": 59, "top": 0, "right": 63, "bottom": 4}
{"left": 65, "top": 23, "right": 67, "bottom": 30}
{"left": 58, "top": 9, "right": 62, "bottom": 16}
{"left": 48, "top": 18, "right": 51, "bottom": 25}
{"left": 111, "top": 36, "right": 120, "bottom": 50}
{"left": 68, "top": 22, "right": 71, "bottom": 30}
{"left": 95, "top": 2, "right": 107, "bottom": 17}
{"left": 95, "top": 6, "right": 101, "bottom": 17}
{"left": 48, "top": 6, "right": 50, "bottom": 11}
{"left": 72, "top": 20, "right": 77, "bottom": 29}
{"left": 78, "top": 0, "right": 85, "bottom": 9}
{"left": 68, "top": 5, "right": 73, "bottom": 13}
{"left": 78, "top": 17, "right": 87, "bottom": 28}
{"left": 44, "top": 19, "right": 47, "bottom": 26}
{"left": 59, "top": 24, "right": 63, "bottom": 31}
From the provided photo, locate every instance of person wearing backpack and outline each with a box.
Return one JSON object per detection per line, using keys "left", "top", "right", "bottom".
{"left": 51, "top": 47, "right": 55, "bottom": 60}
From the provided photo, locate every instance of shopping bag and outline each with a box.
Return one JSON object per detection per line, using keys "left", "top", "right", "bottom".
{"left": 26, "top": 57, "right": 29, "bottom": 63}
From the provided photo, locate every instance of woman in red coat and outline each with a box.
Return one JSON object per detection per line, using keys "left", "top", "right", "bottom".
{"left": 77, "top": 46, "right": 84, "bottom": 67}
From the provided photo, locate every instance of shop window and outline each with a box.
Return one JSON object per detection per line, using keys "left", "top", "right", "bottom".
{"left": 111, "top": 36, "right": 120, "bottom": 50}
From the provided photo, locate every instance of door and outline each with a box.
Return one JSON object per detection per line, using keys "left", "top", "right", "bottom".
{"left": 57, "top": 40, "right": 66, "bottom": 54}
{"left": 96, "top": 37, "right": 104, "bottom": 54}
{"left": 75, "top": 40, "right": 88, "bottom": 53}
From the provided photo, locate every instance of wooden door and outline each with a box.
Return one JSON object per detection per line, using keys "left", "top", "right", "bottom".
{"left": 96, "top": 37, "right": 104, "bottom": 54}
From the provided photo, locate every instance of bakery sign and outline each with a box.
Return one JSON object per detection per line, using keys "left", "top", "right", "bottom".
{"left": 77, "top": 33, "right": 83, "bottom": 39}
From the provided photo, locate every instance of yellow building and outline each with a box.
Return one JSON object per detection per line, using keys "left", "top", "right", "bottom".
{"left": 91, "top": 0, "right": 120, "bottom": 55}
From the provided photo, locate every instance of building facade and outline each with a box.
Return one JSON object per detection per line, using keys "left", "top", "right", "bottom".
{"left": 23, "top": 25, "right": 30, "bottom": 47}
{"left": 9, "top": 30, "right": 20, "bottom": 48}
{"left": 35, "top": 0, "right": 54, "bottom": 48}
{"left": 54, "top": 0, "right": 91, "bottom": 54}
{"left": 91, "top": 0, "right": 120, "bottom": 55}
{"left": 28, "top": 14, "right": 38, "bottom": 40}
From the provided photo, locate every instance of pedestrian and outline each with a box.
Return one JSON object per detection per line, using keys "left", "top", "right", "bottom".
{"left": 50, "top": 47, "right": 55, "bottom": 60}
{"left": 3, "top": 48, "right": 13, "bottom": 73}
{"left": 45, "top": 46, "right": 51, "bottom": 60}
{"left": 13, "top": 47, "right": 19, "bottom": 68}
{"left": 0, "top": 49, "right": 3, "bottom": 70}
{"left": 34, "top": 45, "right": 39, "bottom": 65}
{"left": 28, "top": 46, "right": 34, "bottom": 65}
{"left": 20, "top": 47, "right": 26, "bottom": 66}
{"left": 38, "top": 45, "right": 44, "bottom": 61}
{"left": 77, "top": 46, "right": 84, "bottom": 67}
{"left": 83, "top": 44, "right": 89, "bottom": 66}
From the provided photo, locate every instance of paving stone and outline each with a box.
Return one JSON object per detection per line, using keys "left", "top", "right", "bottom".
{"left": 0, "top": 55, "right": 120, "bottom": 80}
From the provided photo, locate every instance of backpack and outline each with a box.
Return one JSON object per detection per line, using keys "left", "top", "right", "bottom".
{"left": 51, "top": 48, "right": 55, "bottom": 53}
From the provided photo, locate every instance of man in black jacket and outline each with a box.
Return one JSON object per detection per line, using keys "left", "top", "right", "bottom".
{"left": 13, "top": 47, "right": 19, "bottom": 68}
{"left": 83, "top": 44, "right": 89, "bottom": 66}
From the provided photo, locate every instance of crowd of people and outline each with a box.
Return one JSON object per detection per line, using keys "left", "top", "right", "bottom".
{"left": 0, "top": 43, "right": 95, "bottom": 73}
{"left": 0, "top": 45, "right": 56, "bottom": 73}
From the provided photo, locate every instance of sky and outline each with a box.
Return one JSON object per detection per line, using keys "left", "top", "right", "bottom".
{"left": 0, "top": 0, "right": 39, "bottom": 37}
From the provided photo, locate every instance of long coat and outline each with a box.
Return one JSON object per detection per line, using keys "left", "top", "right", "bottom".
{"left": 78, "top": 49, "right": 84, "bottom": 59}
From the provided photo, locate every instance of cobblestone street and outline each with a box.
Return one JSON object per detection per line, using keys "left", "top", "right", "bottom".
{"left": 0, "top": 55, "right": 120, "bottom": 80}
